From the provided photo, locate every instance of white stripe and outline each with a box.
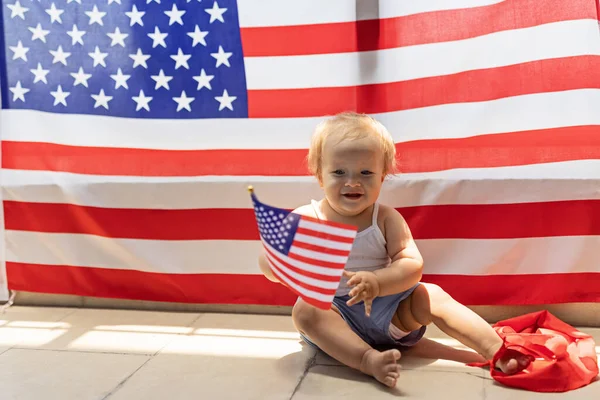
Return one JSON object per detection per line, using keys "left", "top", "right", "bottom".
{"left": 6, "top": 231, "right": 600, "bottom": 275}
{"left": 264, "top": 252, "right": 340, "bottom": 290}
{"left": 237, "top": 0, "right": 505, "bottom": 27}
{"left": 4, "top": 89, "right": 599, "bottom": 149}
{"left": 289, "top": 246, "right": 349, "bottom": 264}
{"left": 4, "top": 161, "right": 600, "bottom": 209}
{"left": 298, "top": 219, "right": 357, "bottom": 239}
{"left": 417, "top": 236, "right": 600, "bottom": 275}
{"left": 244, "top": 20, "right": 600, "bottom": 89}
{"left": 269, "top": 266, "right": 334, "bottom": 303}
{"left": 293, "top": 233, "right": 353, "bottom": 251}
{"left": 4, "top": 231, "right": 262, "bottom": 274}
{"left": 262, "top": 240, "right": 344, "bottom": 276}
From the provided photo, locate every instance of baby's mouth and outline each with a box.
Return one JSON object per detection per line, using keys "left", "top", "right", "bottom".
{"left": 343, "top": 193, "right": 363, "bottom": 199}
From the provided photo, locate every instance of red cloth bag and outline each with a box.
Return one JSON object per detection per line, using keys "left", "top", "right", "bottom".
{"left": 471, "top": 310, "right": 599, "bottom": 392}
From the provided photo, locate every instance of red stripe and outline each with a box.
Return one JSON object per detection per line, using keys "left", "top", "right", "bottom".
{"left": 401, "top": 200, "right": 600, "bottom": 239}
{"left": 6, "top": 199, "right": 600, "bottom": 240}
{"left": 291, "top": 240, "right": 351, "bottom": 257}
{"left": 270, "top": 266, "right": 331, "bottom": 310}
{"left": 424, "top": 273, "right": 600, "bottom": 305}
{"left": 267, "top": 257, "right": 337, "bottom": 296}
{"left": 247, "top": 56, "right": 600, "bottom": 118}
{"left": 396, "top": 125, "right": 600, "bottom": 173}
{"left": 7, "top": 262, "right": 600, "bottom": 305}
{"left": 287, "top": 251, "right": 346, "bottom": 269}
{"left": 264, "top": 246, "right": 343, "bottom": 282}
{"left": 296, "top": 227, "right": 355, "bottom": 244}
{"left": 4, "top": 125, "right": 600, "bottom": 177}
{"left": 240, "top": 0, "right": 593, "bottom": 56}
{"left": 3, "top": 201, "right": 259, "bottom": 240}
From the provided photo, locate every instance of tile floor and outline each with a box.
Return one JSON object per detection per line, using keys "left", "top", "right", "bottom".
{"left": 0, "top": 306, "right": 598, "bottom": 399}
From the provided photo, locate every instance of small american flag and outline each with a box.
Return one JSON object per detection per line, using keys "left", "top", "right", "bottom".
{"left": 250, "top": 187, "right": 358, "bottom": 310}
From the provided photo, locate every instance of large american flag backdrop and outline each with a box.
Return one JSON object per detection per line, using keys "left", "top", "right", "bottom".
{"left": 0, "top": 0, "right": 599, "bottom": 305}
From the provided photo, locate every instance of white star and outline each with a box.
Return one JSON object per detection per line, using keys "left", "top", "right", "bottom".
{"left": 9, "top": 41, "right": 29, "bottom": 61}
{"left": 108, "top": 0, "right": 121, "bottom": 4}
{"left": 164, "top": 4, "right": 185, "bottom": 25}
{"left": 150, "top": 69, "right": 172, "bottom": 90}
{"left": 30, "top": 63, "right": 50, "bottom": 84}
{"left": 215, "top": 89, "right": 237, "bottom": 111}
{"left": 49, "top": 45, "right": 70, "bottom": 65}
{"left": 173, "top": 91, "right": 195, "bottom": 112}
{"left": 132, "top": 90, "right": 153, "bottom": 111}
{"left": 129, "top": 48, "right": 150, "bottom": 69}
{"left": 45, "top": 3, "right": 64, "bottom": 24}
{"left": 125, "top": 5, "right": 145, "bottom": 26}
{"left": 70, "top": 67, "right": 92, "bottom": 87}
{"left": 147, "top": 26, "right": 168, "bottom": 48}
{"left": 9, "top": 81, "right": 29, "bottom": 102}
{"left": 88, "top": 46, "right": 108, "bottom": 67}
{"left": 192, "top": 69, "right": 214, "bottom": 90}
{"left": 205, "top": 1, "right": 226, "bottom": 23}
{"left": 91, "top": 89, "right": 113, "bottom": 109}
{"left": 7, "top": 1, "right": 28, "bottom": 20}
{"left": 110, "top": 68, "right": 130, "bottom": 89}
{"left": 187, "top": 25, "right": 208, "bottom": 47}
{"left": 210, "top": 45, "right": 232, "bottom": 68}
{"left": 67, "top": 0, "right": 82, "bottom": 3}
{"left": 50, "top": 85, "right": 70, "bottom": 106}
{"left": 107, "top": 27, "right": 128, "bottom": 47}
{"left": 67, "top": 25, "right": 86, "bottom": 45}
{"left": 86, "top": 5, "right": 106, "bottom": 26}
{"left": 147, "top": 0, "right": 160, "bottom": 3}
{"left": 28, "top": 24, "right": 50, "bottom": 43}
{"left": 170, "top": 48, "right": 191, "bottom": 70}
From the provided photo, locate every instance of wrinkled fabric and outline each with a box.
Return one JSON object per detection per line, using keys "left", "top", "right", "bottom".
{"left": 470, "top": 310, "right": 598, "bottom": 392}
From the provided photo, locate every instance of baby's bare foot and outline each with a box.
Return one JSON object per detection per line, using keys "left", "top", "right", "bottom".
{"left": 494, "top": 349, "right": 533, "bottom": 374}
{"left": 360, "top": 349, "right": 401, "bottom": 387}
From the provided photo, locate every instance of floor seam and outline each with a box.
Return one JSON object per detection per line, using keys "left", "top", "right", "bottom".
{"left": 289, "top": 351, "right": 317, "bottom": 400}
{"left": 10, "top": 347, "right": 154, "bottom": 357}
{"left": 101, "top": 356, "right": 153, "bottom": 400}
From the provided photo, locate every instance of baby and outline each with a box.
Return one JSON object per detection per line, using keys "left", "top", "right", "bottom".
{"left": 258, "top": 112, "right": 529, "bottom": 388}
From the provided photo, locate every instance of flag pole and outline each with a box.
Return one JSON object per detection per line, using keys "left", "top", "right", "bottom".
{"left": 247, "top": 185, "right": 254, "bottom": 194}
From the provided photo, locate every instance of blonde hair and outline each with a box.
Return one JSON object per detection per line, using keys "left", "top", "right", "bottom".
{"left": 307, "top": 111, "right": 397, "bottom": 180}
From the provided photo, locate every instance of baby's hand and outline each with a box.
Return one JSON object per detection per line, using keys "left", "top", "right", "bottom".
{"left": 343, "top": 270, "right": 380, "bottom": 316}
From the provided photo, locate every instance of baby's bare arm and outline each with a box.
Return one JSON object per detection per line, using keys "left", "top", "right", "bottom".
{"left": 373, "top": 206, "right": 424, "bottom": 296}
{"left": 258, "top": 249, "right": 280, "bottom": 283}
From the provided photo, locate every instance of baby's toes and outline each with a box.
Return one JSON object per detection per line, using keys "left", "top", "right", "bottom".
{"left": 383, "top": 376, "right": 397, "bottom": 388}
{"left": 382, "top": 349, "right": 401, "bottom": 363}
{"left": 384, "top": 363, "right": 400, "bottom": 374}
{"left": 387, "top": 371, "right": 399, "bottom": 379}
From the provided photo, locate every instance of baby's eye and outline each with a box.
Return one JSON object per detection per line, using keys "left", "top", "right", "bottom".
{"left": 332, "top": 170, "right": 344, "bottom": 175}
{"left": 361, "top": 170, "right": 374, "bottom": 175}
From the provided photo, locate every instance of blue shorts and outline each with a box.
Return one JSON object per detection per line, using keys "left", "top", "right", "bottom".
{"left": 299, "top": 284, "right": 426, "bottom": 351}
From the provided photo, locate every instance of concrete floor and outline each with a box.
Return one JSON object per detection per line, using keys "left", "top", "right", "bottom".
{"left": 0, "top": 306, "right": 598, "bottom": 399}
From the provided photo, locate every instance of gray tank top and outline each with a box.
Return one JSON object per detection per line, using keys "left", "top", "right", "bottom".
{"left": 310, "top": 200, "right": 391, "bottom": 296}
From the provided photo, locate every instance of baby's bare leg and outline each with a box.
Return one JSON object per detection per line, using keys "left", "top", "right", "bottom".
{"left": 402, "top": 337, "right": 487, "bottom": 364}
{"left": 398, "top": 284, "right": 530, "bottom": 374}
{"left": 293, "top": 299, "right": 401, "bottom": 387}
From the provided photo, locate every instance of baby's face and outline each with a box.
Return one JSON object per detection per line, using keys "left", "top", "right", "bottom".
{"left": 319, "top": 134, "right": 385, "bottom": 217}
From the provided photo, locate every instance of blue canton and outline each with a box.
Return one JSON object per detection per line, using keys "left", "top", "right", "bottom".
{"left": 0, "top": 0, "right": 248, "bottom": 118}
{"left": 251, "top": 193, "right": 300, "bottom": 256}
